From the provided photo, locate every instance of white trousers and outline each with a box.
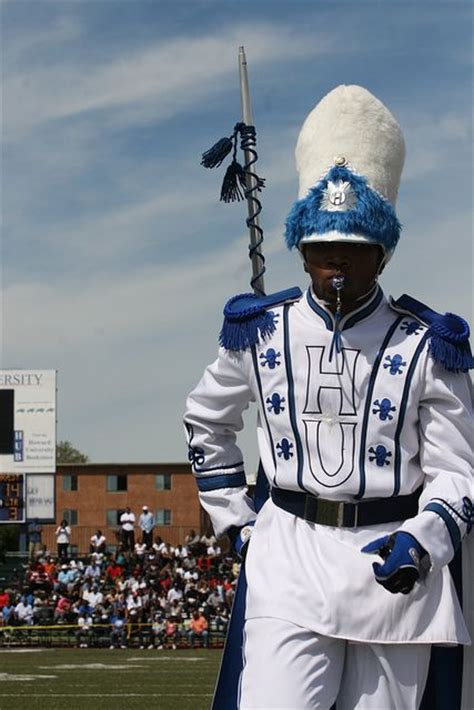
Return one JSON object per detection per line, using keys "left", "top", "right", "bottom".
{"left": 239, "top": 618, "right": 431, "bottom": 710}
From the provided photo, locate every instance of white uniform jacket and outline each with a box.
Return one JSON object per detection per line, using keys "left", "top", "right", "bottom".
{"left": 184, "top": 286, "right": 474, "bottom": 644}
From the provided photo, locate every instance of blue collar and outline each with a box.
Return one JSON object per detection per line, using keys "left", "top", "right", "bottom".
{"left": 306, "top": 284, "right": 384, "bottom": 332}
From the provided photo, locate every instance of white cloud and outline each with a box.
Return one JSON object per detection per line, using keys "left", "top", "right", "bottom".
{"left": 4, "top": 233, "right": 257, "bottom": 356}
{"left": 3, "top": 14, "right": 82, "bottom": 66}
{"left": 3, "top": 108, "right": 299, "bottom": 279}
{"left": 399, "top": 109, "right": 472, "bottom": 182}
{"left": 3, "top": 231, "right": 267, "bottom": 462}
{"left": 4, "top": 22, "right": 334, "bottom": 140}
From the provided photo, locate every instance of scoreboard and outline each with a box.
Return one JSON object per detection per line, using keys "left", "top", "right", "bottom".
{"left": 0, "top": 370, "right": 56, "bottom": 522}
{"left": 0, "top": 474, "right": 25, "bottom": 523}
{"left": 0, "top": 370, "right": 56, "bottom": 474}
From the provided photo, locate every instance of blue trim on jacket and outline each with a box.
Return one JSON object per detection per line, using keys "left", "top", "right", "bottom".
{"left": 196, "top": 471, "right": 247, "bottom": 492}
{"left": 392, "top": 331, "right": 431, "bottom": 496}
{"left": 356, "top": 316, "right": 404, "bottom": 499}
{"left": 283, "top": 304, "right": 307, "bottom": 492}
{"left": 344, "top": 286, "right": 383, "bottom": 330}
{"left": 194, "top": 461, "right": 244, "bottom": 474}
{"left": 423, "top": 502, "right": 462, "bottom": 552}
{"left": 306, "top": 285, "right": 383, "bottom": 333}
{"left": 306, "top": 289, "right": 333, "bottom": 330}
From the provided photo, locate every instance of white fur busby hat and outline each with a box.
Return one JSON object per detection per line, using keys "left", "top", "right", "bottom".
{"left": 285, "top": 85, "right": 405, "bottom": 260}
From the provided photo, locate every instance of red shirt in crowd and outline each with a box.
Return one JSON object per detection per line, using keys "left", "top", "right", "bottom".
{"left": 190, "top": 614, "right": 208, "bottom": 634}
{"left": 197, "top": 556, "right": 212, "bottom": 572}
{"left": 44, "top": 561, "right": 57, "bottom": 579}
{"left": 106, "top": 563, "right": 123, "bottom": 579}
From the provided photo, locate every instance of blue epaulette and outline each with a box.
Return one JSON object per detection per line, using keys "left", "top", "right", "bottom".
{"left": 220, "top": 287, "right": 302, "bottom": 352}
{"left": 390, "top": 294, "right": 474, "bottom": 373}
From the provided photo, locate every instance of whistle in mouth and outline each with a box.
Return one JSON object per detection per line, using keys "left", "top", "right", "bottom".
{"left": 331, "top": 275, "right": 345, "bottom": 291}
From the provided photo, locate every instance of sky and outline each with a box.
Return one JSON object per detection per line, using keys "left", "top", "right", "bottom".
{"left": 1, "top": 0, "right": 472, "bottom": 472}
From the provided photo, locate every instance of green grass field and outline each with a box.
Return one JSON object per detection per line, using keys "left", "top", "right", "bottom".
{"left": 0, "top": 647, "right": 222, "bottom": 710}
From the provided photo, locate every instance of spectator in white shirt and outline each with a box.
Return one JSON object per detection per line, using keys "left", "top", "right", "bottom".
{"left": 55, "top": 520, "right": 71, "bottom": 561}
{"left": 83, "top": 585, "right": 103, "bottom": 611}
{"left": 120, "top": 507, "right": 135, "bottom": 552}
{"left": 167, "top": 582, "right": 183, "bottom": 605}
{"left": 14, "top": 597, "right": 33, "bottom": 625}
{"left": 134, "top": 539, "right": 147, "bottom": 559}
{"left": 89, "top": 530, "right": 106, "bottom": 555}
{"left": 138, "top": 506, "right": 155, "bottom": 548}
{"left": 174, "top": 544, "right": 189, "bottom": 559}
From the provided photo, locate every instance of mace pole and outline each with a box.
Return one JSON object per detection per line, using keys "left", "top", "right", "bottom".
{"left": 238, "top": 46, "right": 266, "bottom": 296}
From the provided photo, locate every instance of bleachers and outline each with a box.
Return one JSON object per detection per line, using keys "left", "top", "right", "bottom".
{"left": 0, "top": 543, "right": 235, "bottom": 650}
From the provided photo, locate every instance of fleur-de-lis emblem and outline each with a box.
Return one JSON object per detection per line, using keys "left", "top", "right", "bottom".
{"left": 372, "top": 398, "right": 397, "bottom": 421}
{"left": 383, "top": 354, "right": 406, "bottom": 375}
{"left": 368, "top": 445, "right": 392, "bottom": 467}
{"left": 401, "top": 320, "right": 424, "bottom": 336}
{"left": 259, "top": 348, "right": 281, "bottom": 369}
{"left": 276, "top": 438, "right": 294, "bottom": 461}
{"left": 188, "top": 446, "right": 205, "bottom": 467}
{"left": 266, "top": 393, "right": 286, "bottom": 414}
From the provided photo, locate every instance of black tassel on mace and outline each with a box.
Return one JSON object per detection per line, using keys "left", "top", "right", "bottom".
{"left": 201, "top": 137, "right": 234, "bottom": 169}
{"left": 201, "top": 122, "right": 265, "bottom": 204}
{"left": 220, "top": 162, "right": 246, "bottom": 203}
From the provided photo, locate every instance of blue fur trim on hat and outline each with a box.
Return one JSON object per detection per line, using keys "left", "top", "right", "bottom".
{"left": 285, "top": 166, "right": 401, "bottom": 253}
{"left": 220, "top": 287, "right": 302, "bottom": 352}
{"left": 391, "top": 294, "right": 474, "bottom": 373}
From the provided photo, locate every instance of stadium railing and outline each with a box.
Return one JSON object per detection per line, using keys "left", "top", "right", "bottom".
{"left": 0, "top": 623, "right": 225, "bottom": 649}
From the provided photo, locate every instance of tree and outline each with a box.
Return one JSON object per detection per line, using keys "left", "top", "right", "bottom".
{"left": 56, "top": 440, "right": 89, "bottom": 464}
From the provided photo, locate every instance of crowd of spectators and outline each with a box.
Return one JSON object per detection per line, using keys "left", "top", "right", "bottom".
{"left": 0, "top": 529, "right": 239, "bottom": 650}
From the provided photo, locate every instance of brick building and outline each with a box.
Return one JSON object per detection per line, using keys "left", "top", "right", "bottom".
{"left": 41, "top": 462, "right": 208, "bottom": 555}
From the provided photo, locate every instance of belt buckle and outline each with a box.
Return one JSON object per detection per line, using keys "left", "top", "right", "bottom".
{"left": 314, "top": 499, "right": 358, "bottom": 527}
{"left": 337, "top": 502, "right": 345, "bottom": 527}
{"left": 338, "top": 502, "right": 358, "bottom": 527}
{"left": 308, "top": 499, "right": 342, "bottom": 526}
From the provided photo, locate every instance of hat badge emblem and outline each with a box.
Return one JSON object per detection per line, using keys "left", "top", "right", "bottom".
{"left": 320, "top": 180, "right": 357, "bottom": 212}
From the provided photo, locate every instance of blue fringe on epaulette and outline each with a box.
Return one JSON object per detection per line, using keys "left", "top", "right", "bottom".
{"left": 392, "top": 295, "right": 474, "bottom": 373}
{"left": 220, "top": 305, "right": 277, "bottom": 351}
{"left": 428, "top": 314, "right": 474, "bottom": 373}
{"left": 219, "top": 287, "right": 302, "bottom": 352}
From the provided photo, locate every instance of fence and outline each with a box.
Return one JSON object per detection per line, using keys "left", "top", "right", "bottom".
{"left": 0, "top": 622, "right": 225, "bottom": 649}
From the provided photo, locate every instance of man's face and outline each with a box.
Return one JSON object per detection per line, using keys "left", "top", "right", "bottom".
{"left": 302, "top": 242, "right": 384, "bottom": 312}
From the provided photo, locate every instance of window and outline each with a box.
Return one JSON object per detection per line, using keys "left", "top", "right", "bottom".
{"left": 155, "top": 509, "right": 171, "bottom": 526}
{"left": 106, "top": 510, "right": 122, "bottom": 527}
{"left": 62, "top": 509, "right": 78, "bottom": 525}
{"left": 62, "top": 474, "right": 78, "bottom": 491}
{"left": 106, "top": 474, "right": 127, "bottom": 492}
{"left": 155, "top": 473, "right": 171, "bottom": 491}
